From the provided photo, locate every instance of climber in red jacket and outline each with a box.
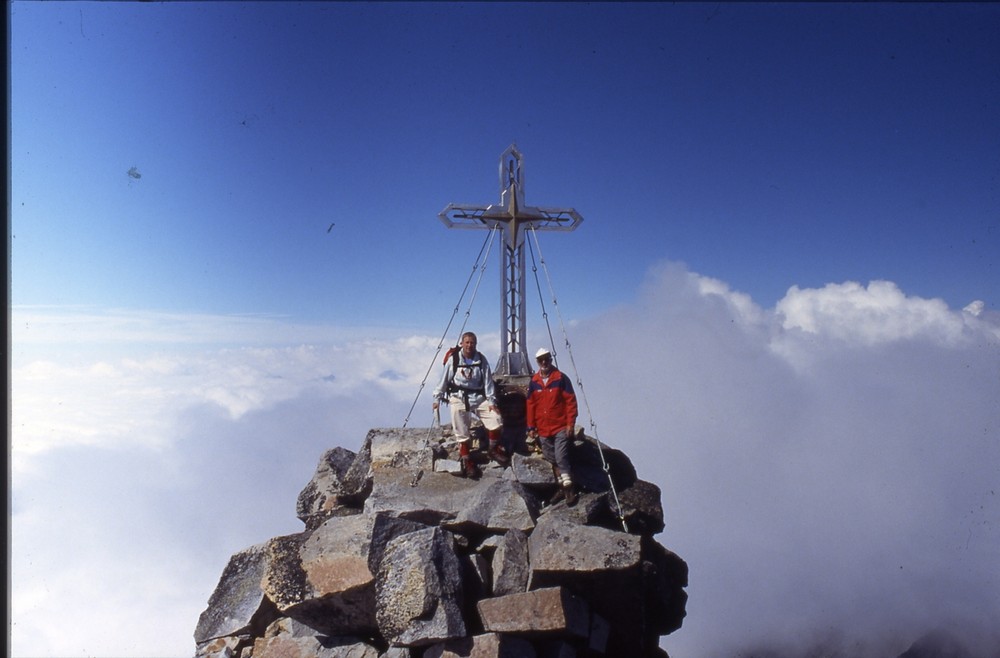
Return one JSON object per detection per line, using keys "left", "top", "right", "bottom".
{"left": 526, "top": 347, "right": 579, "bottom": 506}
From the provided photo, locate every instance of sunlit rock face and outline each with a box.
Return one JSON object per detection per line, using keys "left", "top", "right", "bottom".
{"left": 194, "top": 426, "right": 688, "bottom": 658}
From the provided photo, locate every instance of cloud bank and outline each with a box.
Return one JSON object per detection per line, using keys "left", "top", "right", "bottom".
{"left": 572, "top": 263, "right": 1000, "bottom": 657}
{"left": 10, "top": 264, "right": 1000, "bottom": 657}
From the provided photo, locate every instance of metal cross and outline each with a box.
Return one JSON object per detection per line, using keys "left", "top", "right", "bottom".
{"left": 439, "top": 145, "right": 583, "bottom": 376}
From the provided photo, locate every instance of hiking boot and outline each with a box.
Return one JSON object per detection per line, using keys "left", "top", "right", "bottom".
{"left": 488, "top": 442, "right": 510, "bottom": 467}
{"left": 546, "top": 487, "right": 566, "bottom": 505}
{"left": 461, "top": 457, "right": 481, "bottom": 480}
{"left": 563, "top": 483, "right": 578, "bottom": 507}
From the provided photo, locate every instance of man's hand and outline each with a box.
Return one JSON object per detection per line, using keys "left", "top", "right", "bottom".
{"left": 525, "top": 429, "right": 541, "bottom": 454}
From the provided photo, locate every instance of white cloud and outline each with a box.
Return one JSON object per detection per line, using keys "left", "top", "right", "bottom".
{"left": 9, "top": 271, "right": 1000, "bottom": 657}
{"left": 776, "top": 280, "right": 986, "bottom": 345}
{"left": 570, "top": 263, "right": 1000, "bottom": 657}
{"left": 10, "top": 324, "right": 443, "bottom": 657}
{"left": 10, "top": 309, "right": 446, "bottom": 475}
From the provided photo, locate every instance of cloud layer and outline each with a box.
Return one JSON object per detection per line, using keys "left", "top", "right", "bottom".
{"left": 10, "top": 264, "right": 1000, "bottom": 657}
{"left": 573, "top": 263, "right": 1000, "bottom": 657}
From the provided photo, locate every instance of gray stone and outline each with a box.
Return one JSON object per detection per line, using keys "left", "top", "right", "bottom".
{"left": 364, "top": 467, "right": 480, "bottom": 525}
{"left": 434, "top": 458, "right": 464, "bottom": 475}
{"left": 194, "top": 427, "right": 688, "bottom": 658}
{"left": 535, "top": 641, "right": 578, "bottom": 658}
{"left": 527, "top": 514, "right": 642, "bottom": 583}
{"left": 375, "top": 526, "right": 467, "bottom": 646}
{"left": 527, "top": 514, "right": 647, "bottom": 655}
{"left": 297, "top": 446, "right": 359, "bottom": 529}
{"left": 296, "top": 515, "right": 377, "bottom": 635}
{"left": 339, "top": 432, "right": 375, "bottom": 505}
{"left": 274, "top": 617, "right": 322, "bottom": 638}
{"left": 538, "top": 488, "right": 613, "bottom": 528}
{"left": 317, "top": 638, "right": 382, "bottom": 658}
{"left": 477, "top": 586, "right": 589, "bottom": 639}
{"left": 564, "top": 435, "right": 637, "bottom": 494}
{"left": 477, "top": 534, "right": 503, "bottom": 552}
{"left": 302, "top": 512, "right": 373, "bottom": 564}
{"left": 194, "top": 634, "right": 245, "bottom": 658}
{"left": 252, "top": 618, "right": 380, "bottom": 658}
{"left": 461, "top": 552, "right": 491, "bottom": 606}
{"left": 617, "top": 479, "right": 666, "bottom": 535}
{"left": 194, "top": 541, "right": 277, "bottom": 644}
{"left": 443, "top": 478, "right": 535, "bottom": 534}
{"left": 258, "top": 533, "right": 309, "bottom": 614}
{"left": 368, "top": 427, "right": 436, "bottom": 471}
{"left": 424, "top": 633, "right": 537, "bottom": 658}
{"left": 254, "top": 519, "right": 377, "bottom": 637}
{"left": 508, "top": 452, "right": 557, "bottom": 487}
{"left": 367, "top": 512, "right": 430, "bottom": 575}
{"left": 491, "top": 528, "right": 529, "bottom": 597}
{"left": 380, "top": 648, "right": 416, "bottom": 658}
{"left": 588, "top": 612, "right": 610, "bottom": 653}
{"left": 641, "top": 540, "right": 689, "bottom": 636}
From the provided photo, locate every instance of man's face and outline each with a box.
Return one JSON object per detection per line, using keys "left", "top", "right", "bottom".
{"left": 461, "top": 335, "right": 477, "bottom": 357}
{"left": 537, "top": 354, "right": 553, "bottom": 374}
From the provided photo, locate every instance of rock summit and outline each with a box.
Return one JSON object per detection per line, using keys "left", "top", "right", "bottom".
{"left": 194, "top": 426, "right": 688, "bottom": 658}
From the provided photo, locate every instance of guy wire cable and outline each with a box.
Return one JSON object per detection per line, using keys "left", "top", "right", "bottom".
{"left": 527, "top": 225, "right": 629, "bottom": 532}
{"left": 403, "top": 225, "right": 500, "bottom": 429}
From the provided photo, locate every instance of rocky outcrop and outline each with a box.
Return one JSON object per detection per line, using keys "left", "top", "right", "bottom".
{"left": 194, "top": 426, "right": 687, "bottom": 657}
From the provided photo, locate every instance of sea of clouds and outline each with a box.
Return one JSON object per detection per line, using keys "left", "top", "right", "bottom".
{"left": 10, "top": 262, "right": 1000, "bottom": 657}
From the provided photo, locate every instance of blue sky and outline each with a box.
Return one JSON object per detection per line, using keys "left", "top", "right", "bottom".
{"left": 9, "top": 3, "right": 1000, "bottom": 658}
{"left": 12, "top": 2, "right": 998, "bottom": 323}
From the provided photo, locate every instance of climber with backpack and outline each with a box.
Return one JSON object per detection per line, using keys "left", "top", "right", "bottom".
{"left": 432, "top": 331, "right": 507, "bottom": 478}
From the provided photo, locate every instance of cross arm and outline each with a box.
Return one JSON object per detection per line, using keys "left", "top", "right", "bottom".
{"left": 439, "top": 203, "right": 583, "bottom": 231}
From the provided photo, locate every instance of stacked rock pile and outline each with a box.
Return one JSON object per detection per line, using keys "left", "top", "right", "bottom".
{"left": 194, "top": 426, "right": 687, "bottom": 658}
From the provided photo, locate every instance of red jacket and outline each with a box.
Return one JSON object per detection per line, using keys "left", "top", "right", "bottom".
{"left": 526, "top": 368, "right": 578, "bottom": 437}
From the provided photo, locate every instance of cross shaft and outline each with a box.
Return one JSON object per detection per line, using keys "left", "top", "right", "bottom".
{"left": 439, "top": 145, "right": 583, "bottom": 375}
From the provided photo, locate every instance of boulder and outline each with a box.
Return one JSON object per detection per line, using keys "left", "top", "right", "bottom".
{"left": 296, "top": 446, "right": 359, "bottom": 530}
{"left": 425, "top": 632, "right": 537, "bottom": 658}
{"left": 368, "top": 427, "right": 436, "bottom": 470}
{"left": 616, "top": 479, "right": 666, "bottom": 535}
{"left": 490, "top": 528, "right": 530, "bottom": 597}
{"left": 527, "top": 514, "right": 643, "bottom": 582}
{"left": 443, "top": 477, "right": 535, "bottom": 534}
{"left": 569, "top": 435, "right": 637, "bottom": 493}
{"left": 364, "top": 466, "right": 479, "bottom": 525}
{"left": 477, "top": 586, "right": 590, "bottom": 639}
{"left": 508, "top": 452, "right": 559, "bottom": 488}
{"left": 367, "top": 512, "right": 430, "bottom": 575}
{"left": 268, "top": 515, "right": 377, "bottom": 635}
{"left": 375, "top": 526, "right": 467, "bottom": 646}
{"left": 194, "top": 541, "right": 277, "bottom": 645}
{"left": 527, "top": 513, "right": 652, "bottom": 655}
{"left": 251, "top": 617, "right": 380, "bottom": 658}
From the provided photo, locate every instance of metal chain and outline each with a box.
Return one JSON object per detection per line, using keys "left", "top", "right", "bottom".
{"left": 527, "top": 225, "right": 629, "bottom": 532}
{"left": 403, "top": 225, "right": 500, "bottom": 428}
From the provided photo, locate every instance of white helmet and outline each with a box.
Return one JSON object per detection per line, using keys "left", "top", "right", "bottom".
{"left": 535, "top": 348, "right": 552, "bottom": 359}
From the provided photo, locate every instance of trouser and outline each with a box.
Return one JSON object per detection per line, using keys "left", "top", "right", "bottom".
{"left": 539, "top": 429, "right": 572, "bottom": 482}
{"left": 448, "top": 395, "right": 502, "bottom": 444}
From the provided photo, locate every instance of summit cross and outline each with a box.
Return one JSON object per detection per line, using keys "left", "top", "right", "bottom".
{"left": 439, "top": 145, "right": 583, "bottom": 376}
